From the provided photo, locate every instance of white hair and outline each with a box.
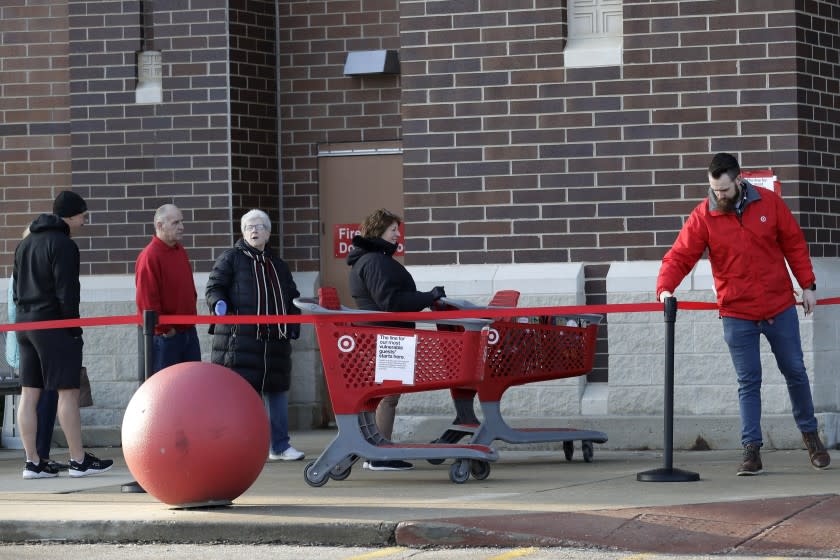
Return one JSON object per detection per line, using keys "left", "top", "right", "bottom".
{"left": 240, "top": 209, "right": 271, "bottom": 234}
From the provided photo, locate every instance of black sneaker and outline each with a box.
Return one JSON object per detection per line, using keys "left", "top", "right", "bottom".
{"left": 737, "top": 443, "right": 763, "bottom": 476}
{"left": 69, "top": 452, "right": 114, "bottom": 478}
{"left": 23, "top": 460, "right": 60, "bottom": 480}
{"left": 363, "top": 459, "right": 414, "bottom": 471}
{"left": 47, "top": 459, "right": 70, "bottom": 471}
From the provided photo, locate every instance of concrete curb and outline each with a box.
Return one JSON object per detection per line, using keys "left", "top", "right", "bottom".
{"left": 0, "top": 519, "right": 398, "bottom": 546}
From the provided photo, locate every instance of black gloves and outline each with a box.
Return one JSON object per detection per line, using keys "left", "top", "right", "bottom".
{"left": 430, "top": 286, "right": 446, "bottom": 301}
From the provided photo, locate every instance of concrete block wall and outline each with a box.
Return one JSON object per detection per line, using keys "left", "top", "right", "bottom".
{"left": 396, "top": 262, "right": 594, "bottom": 419}
{"left": 0, "top": 271, "right": 323, "bottom": 447}
{"left": 3, "top": 259, "right": 838, "bottom": 449}
{"left": 607, "top": 258, "right": 840, "bottom": 449}
{"left": 812, "top": 259, "right": 840, "bottom": 418}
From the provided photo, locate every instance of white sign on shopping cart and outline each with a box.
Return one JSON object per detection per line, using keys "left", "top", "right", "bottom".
{"left": 374, "top": 334, "right": 417, "bottom": 385}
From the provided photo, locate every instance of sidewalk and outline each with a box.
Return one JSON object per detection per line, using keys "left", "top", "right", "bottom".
{"left": 0, "top": 430, "right": 837, "bottom": 556}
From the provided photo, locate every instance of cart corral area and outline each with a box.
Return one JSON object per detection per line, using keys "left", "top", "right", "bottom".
{"left": 2, "top": 259, "right": 839, "bottom": 451}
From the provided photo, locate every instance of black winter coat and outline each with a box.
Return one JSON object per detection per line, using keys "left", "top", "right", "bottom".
{"left": 346, "top": 236, "right": 435, "bottom": 319}
{"left": 205, "top": 239, "right": 301, "bottom": 393}
{"left": 13, "top": 213, "right": 83, "bottom": 337}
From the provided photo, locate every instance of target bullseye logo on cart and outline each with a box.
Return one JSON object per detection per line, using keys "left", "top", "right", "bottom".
{"left": 337, "top": 335, "right": 355, "bottom": 353}
{"left": 487, "top": 328, "right": 499, "bottom": 345}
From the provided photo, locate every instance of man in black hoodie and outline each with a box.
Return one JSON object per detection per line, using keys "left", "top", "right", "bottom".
{"left": 13, "top": 191, "right": 113, "bottom": 479}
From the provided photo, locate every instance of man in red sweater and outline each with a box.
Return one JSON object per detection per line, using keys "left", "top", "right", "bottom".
{"left": 135, "top": 204, "right": 200, "bottom": 373}
{"left": 657, "top": 152, "right": 830, "bottom": 476}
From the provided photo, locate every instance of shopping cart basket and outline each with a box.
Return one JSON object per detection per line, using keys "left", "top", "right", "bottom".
{"left": 433, "top": 292, "right": 608, "bottom": 463}
{"left": 293, "top": 287, "right": 499, "bottom": 486}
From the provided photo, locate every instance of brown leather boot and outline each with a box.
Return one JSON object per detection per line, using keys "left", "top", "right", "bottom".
{"left": 737, "top": 443, "right": 763, "bottom": 476}
{"left": 802, "top": 431, "right": 831, "bottom": 470}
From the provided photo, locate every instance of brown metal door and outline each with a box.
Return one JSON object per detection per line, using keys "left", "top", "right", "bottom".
{"left": 318, "top": 141, "right": 404, "bottom": 308}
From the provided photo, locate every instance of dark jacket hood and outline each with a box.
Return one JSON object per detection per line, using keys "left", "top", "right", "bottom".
{"left": 29, "top": 213, "right": 70, "bottom": 235}
{"left": 346, "top": 235, "right": 397, "bottom": 266}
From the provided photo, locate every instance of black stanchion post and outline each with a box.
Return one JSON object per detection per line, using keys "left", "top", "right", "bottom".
{"left": 122, "top": 310, "right": 158, "bottom": 493}
{"left": 637, "top": 296, "right": 699, "bottom": 482}
{"left": 143, "top": 309, "right": 156, "bottom": 381}
{"left": 136, "top": 325, "right": 145, "bottom": 385}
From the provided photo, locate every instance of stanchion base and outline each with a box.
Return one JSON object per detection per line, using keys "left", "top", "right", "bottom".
{"left": 121, "top": 480, "right": 147, "bottom": 493}
{"left": 637, "top": 467, "right": 700, "bottom": 482}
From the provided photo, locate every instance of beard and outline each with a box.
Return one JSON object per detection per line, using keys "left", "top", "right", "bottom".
{"left": 716, "top": 196, "right": 736, "bottom": 213}
{"left": 715, "top": 186, "right": 741, "bottom": 213}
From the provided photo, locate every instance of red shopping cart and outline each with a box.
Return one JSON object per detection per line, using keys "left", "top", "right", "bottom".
{"left": 294, "top": 288, "right": 499, "bottom": 486}
{"left": 433, "top": 292, "right": 608, "bottom": 463}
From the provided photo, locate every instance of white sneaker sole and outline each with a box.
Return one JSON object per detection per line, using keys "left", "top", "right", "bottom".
{"left": 269, "top": 453, "right": 305, "bottom": 461}
{"left": 69, "top": 464, "right": 113, "bottom": 478}
{"left": 22, "top": 470, "right": 58, "bottom": 480}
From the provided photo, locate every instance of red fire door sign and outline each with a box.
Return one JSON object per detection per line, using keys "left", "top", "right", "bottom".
{"left": 334, "top": 223, "right": 405, "bottom": 258}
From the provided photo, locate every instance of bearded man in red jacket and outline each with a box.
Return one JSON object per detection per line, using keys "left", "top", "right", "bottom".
{"left": 656, "top": 152, "right": 830, "bottom": 476}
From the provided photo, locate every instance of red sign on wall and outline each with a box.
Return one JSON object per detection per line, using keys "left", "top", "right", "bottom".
{"left": 742, "top": 169, "right": 781, "bottom": 196}
{"left": 334, "top": 223, "right": 405, "bottom": 258}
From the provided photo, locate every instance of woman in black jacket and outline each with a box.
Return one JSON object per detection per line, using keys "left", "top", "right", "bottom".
{"left": 347, "top": 209, "right": 445, "bottom": 471}
{"left": 206, "top": 209, "right": 304, "bottom": 462}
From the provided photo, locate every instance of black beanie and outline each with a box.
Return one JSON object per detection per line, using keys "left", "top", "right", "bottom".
{"left": 53, "top": 191, "right": 87, "bottom": 218}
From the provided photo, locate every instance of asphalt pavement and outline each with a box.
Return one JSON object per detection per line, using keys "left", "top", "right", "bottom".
{"left": 0, "top": 430, "right": 837, "bottom": 556}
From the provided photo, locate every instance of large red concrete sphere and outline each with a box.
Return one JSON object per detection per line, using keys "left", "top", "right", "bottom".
{"left": 122, "top": 361, "right": 269, "bottom": 507}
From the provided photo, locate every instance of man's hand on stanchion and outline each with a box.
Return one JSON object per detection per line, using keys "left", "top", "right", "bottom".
{"left": 658, "top": 290, "right": 673, "bottom": 303}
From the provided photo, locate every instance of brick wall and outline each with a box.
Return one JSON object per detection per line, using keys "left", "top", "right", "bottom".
{"left": 3, "top": 1, "right": 839, "bottom": 296}
{"left": 277, "top": 0, "right": 402, "bottom": 270}
{"left": 6, "top": 2, "right": 838, "bottom": 274}
{"left": 67, "top": 0, "right": 233, "bottom": 274}
{"left": 0, "top": 0, "right": 72, "bottom": 277}
{"left": 795, "top": 4, "right": 840, "bottom": 258}
{"left": 396, "top": 1, "right": 836, "bottom": 269}
{"left": 229, "top": 0, "right": 282, "bottom": 241}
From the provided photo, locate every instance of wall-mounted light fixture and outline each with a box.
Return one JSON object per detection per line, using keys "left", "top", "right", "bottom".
{"left": 135, "top": 50, "right": 162, "bottom": 104}
{"left": 343, "top": 49, "right": 400, "bottom": 76}
{"left": 135, "top": 0, "right": 161, "bottom": 104}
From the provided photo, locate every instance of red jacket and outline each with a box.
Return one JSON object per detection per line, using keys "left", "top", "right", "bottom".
{"left": 656, "top": 183, "right": 814, "bottom": 321}
{"left": 135, "top": 236, "right": 197, "bottom": 334}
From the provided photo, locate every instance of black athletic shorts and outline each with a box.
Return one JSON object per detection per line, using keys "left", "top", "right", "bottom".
{"left": 17, "top": 328, "right": 84, "bottom": 390}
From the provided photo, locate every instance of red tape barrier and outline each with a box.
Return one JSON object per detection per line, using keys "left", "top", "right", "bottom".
{"left": 2, "top": 297, "right": 838, "bottom": 333}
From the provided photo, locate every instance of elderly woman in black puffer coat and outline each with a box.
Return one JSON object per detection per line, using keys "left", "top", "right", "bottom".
{"left": 206, "top": 209, "right": 304, "bottom": 462}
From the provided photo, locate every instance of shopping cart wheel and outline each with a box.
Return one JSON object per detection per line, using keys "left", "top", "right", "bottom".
{"left": 303, "top": 461, "right": 329, "bottom": 487}
{"left": 582, "top": 440, "right": 594, "bottom": 463}
{"left": 563, "top": 441, "right": 574, "bottom": 461}
{"left": 449, "top": 460, "right": 470, "bottom": 484}
{"left": 470, "top": 460, "right": 491, "bottom": 481}
{"left": 329, "top": 466, "right": 352, "bottom": 481}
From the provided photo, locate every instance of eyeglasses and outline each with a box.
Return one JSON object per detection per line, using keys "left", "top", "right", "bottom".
{"left": 244, "top": 223, "right": 268, "bottom": 232}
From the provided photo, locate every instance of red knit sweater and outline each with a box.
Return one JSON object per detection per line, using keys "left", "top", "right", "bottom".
{"left": 135, "top": 236, "right": 197, "bottom": 334}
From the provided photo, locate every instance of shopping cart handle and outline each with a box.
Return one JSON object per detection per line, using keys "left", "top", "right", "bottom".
{"left": 438, "top": 296, "right": 485, "bottom": 309}
{"left": 293, "top": 297, "right": 360, "bottom": 314}
{"left": 293, "top": 297, "right": 492, "bottom": 331}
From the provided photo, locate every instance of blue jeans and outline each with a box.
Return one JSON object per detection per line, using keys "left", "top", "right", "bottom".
{"left": 265, "top": 391, "right": 290, "bottom": 454}
{"left": 152, "top": 327, "right": 201, "bottom": 375}
{"left": 36, "top": 389, "right": 58, "bottom": 460}
{"left": 722, "top": 305, "right": 817, "bottom": 446}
